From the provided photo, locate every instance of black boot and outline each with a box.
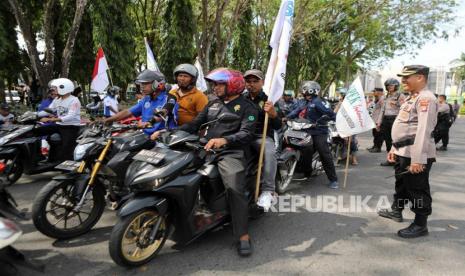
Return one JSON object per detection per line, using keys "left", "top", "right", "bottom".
{"left": 368, "top": 147, "right": 381, "bottom": 153}
{"left": 398, "top": 223, "right": 428, "bottom": 238}
{"left": 237, "top": 239, "right": 253, "bottom": 257}
{"left": 378, "top": 208, "right": 403, "bottom": 222}
{"left": 380, "top": 161, "right": 395, "bottom": 166}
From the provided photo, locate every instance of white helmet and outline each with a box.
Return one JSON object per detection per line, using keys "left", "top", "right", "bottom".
{"left": 49, "top": 78, "right": 74, "bottom": 95}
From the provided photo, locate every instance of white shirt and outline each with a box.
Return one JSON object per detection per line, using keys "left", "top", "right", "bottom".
{"left": 40, "top": 95, "right": 81, "bottom": 125}
{"left": 0, "top": 113, "right": 14, "bottom": 125}
{"left": 103, "top": 96, "right": 119, "bottom": 116}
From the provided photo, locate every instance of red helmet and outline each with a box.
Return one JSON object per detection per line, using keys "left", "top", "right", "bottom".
{"left": 205, "top": 68, "right": 245, "bottom": 96}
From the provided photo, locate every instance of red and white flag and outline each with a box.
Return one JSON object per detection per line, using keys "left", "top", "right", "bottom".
{"left": 91, "top": 47, "right": 110, "bottom": 93}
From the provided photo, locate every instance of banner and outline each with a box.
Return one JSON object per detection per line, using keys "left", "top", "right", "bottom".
{"left": 263, "top": 0, "right": 294, "bottom": 104}
{"left": 336, "top": 77, "right": 375, "bottom": 137}
{"left": 144, "top": 37, "right": 160, "bottom": 72}
{"left": 90, "top": 47, "right": 109, "bottom": 93}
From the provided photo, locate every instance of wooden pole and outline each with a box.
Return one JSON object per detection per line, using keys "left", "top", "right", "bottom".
{"left": 343, "top": 135, "right": 352, "bottom": 189}
{"left": 255, "top": 112, "right": 270, "bottom": 201}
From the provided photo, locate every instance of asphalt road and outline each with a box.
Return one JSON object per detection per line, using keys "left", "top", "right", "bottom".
{"left": 8, "top": 118, "right": 465, "bottom": 275}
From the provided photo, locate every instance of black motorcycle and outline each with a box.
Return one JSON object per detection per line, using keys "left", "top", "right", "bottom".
{"left": 0, "top": 181, "right": 44, "bottom": 275}
{"left": 0, "top": 109, "right": 78, "bottom": 185}
{"left": 31, "top": 122, "right": 155, "bottom": 239}
{"left": 275, "top": 118, "right": 326, "bottom": 194}
{"left": 108, "top": 113, "right": 259, "bottom": 267}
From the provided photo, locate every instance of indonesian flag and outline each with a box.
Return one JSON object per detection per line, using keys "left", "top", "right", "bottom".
{"left": 144, "top": 37, "right": 160, "bottom": 72}
{"left": 336, "top": 77, "right": 375, "bottom": 137}
{"left": 263, "top": 0, "right": 294, "bottom": 104}
{"left": 194, "top": 57, "right": 208, "bottom": 92}
{"left": 91, "top": 47, "right": 109, "bottom": 92}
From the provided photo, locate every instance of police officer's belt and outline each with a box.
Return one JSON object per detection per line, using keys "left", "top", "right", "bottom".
{"left": 392, "top": 136, "right": 415, "bottom": 149}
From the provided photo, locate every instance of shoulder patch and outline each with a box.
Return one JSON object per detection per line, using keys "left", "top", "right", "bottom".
{"left": 419, "top": 99, "right": 429, "bottom": 112}
{"left": 248, "top": 115, "right": 255, "bottom": 121}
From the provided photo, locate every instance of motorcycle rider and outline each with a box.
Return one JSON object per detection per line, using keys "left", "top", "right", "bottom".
{"left": 286, "top": 81, "right": 339, "bottom": 189}
{"left": 169, "top": 64, "right": 208, "bottom": 126}
{"left": 165, "top": 68, "right": 257, "bottom": 257}
{"left": 38, "top": 83, "right": 58, "bottom": 112}
{"left": 0, "top": 104, "right": 14, "bottom": 125}
{"left": 104, "top": 70, "right": 178, "bottom": 135}
{"left": 377, "top": 78, "right": 406, "bottom": 166}
{"left": 243, "top": 69, "right": 281, "bottom": 210}
{"left": 103, "top": 86, "right": 120, "bottom": 118}
{"left": 37, "top": 78, "right": 81, "bottom": 160}
{"left": 278, "top": 90, "right": 297, "bottom": 116}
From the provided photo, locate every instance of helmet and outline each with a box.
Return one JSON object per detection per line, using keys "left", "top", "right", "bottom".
{"left": 384, "top": 78, "right": 400, "bottom": 91}
{"left": 337, "top": 87, "right": 348, "bottom": 95}
{"left": 107, "top": 86, "right": 120, "bottom": 96}
{"left": 0, "top": 103, "right": 10, "bottom": 111}
{"left": 300, "top": 81, "right": 320, "bottom": 96}
{"left": 49, "top": 78, "right": 74, "bottom": 96}
{"left": 135, "top": 70, "right": 166, "bottom": 92}
{"left": 205, "top": 68, "right": 245, "bottom": 96}
{"left": 173, "top": 63, "right": 198, "bottom": 83}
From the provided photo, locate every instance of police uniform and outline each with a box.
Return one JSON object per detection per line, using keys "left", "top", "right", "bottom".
{"left": 387, "top": 65, "right": 438, "bottom": 236}
{"left": 378, "top": 92, "right": 406, "bottom": 153}
{"left": 434, "top": 102, "right": 452, "bottom": 149}
{"left": 180, "top": 95, "right": 258, "bottom": 239}
{"left": 370, "top": 95, "right": 384, "bottom": 151}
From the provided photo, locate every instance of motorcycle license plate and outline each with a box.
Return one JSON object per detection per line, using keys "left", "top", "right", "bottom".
{"left": 133, "top": 149, "right": 165, "bottom": 165}
{"left": 56, "top": 160, "right": 81, "bottom": 171}
{"left": 286, "top": 130, "right": 307, "bottom": 139}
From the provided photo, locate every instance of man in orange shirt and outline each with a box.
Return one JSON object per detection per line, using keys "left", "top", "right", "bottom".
{"left": 169, "top": 63, "right": 208, "bottom": 125}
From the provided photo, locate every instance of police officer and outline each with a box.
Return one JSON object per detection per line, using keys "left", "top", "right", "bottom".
{"left": 378, "top": 65, "right": 438, "bottom": 238}
{"left": 104, "top": 70, "right": 178, "bottom": 135}
{"left": 367, "top": 87, "right": 385, "bottom": 152}
{"left": 377, "top": 78, "right": 406, "bottom": 166}
{"left": 286, "top": 81, "right": 338, "bottom": 189}
{"left": 243, "top": 69, "right": 281, "bottom": 210}
{"left": 434, "top": 94, "right": 452, "bottom": 151}
{"left": 178, "top": 68, "right": 257, "bottom": 256}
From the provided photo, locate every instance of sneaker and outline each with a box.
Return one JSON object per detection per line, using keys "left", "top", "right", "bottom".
{"left": 257, "top": 191, "right": 276, "bottom": 211}
{"left": 328, "top": 181, "right": 339, "bottom": 189}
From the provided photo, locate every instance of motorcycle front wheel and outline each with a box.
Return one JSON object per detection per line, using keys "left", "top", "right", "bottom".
{"left": 32, "top": 180, "right": 106, "bottom": 239}
{"left": 109, "top": 209, "right": 170, "bottom": 267}
{"left": 276, "top": 157, "right": 297, "bottom": 194}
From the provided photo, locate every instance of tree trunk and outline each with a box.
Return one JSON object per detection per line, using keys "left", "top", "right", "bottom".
{"left": 61, "top": 0, "right": 89, "bottom": 77}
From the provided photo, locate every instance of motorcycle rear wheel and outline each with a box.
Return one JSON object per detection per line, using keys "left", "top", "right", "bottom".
{"left": 32, "top": 180, "right": 106, "bottom": 239}
{"left": 3, "top": 159, "right": 23, "bottom": 186}
{"left": 109, "top": 209, "right": 170, "bottom": 267}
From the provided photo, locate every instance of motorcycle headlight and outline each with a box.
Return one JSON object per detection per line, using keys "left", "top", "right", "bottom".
{"left": 73, "top": 143, "right": 94, "bottom": 161}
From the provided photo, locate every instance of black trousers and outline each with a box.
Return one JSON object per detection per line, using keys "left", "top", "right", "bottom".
{"left": 381, "top": 115, "right": 396, "bottom": 152}
{"left": 434, "top": 124, "right": 450, "bottom": 147}
{"left": 216, "top": 150, "right": 249, "bottom": 239}
{"left": 392, "top": 156, "right": 434, "bottom": 226}
{"left": 34, "top": 124, "right": 80, "bottom": 161}
{"left": 302, "top": 134, "right": 337, "bottom": 182}
{"left": 372, "top": 128, "right": 384, "bottom": 149}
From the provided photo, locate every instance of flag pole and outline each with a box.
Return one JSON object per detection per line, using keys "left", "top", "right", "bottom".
{"left": 107, "top": 67, "right": 114, "bottom": 87}
{"left": 255, "top": 113, "right": 270, "bottom": 201}
{"left": 343, "top": 135, "right": 352, "bottom": 189}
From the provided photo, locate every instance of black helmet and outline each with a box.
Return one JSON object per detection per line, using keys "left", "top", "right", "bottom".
{"left": 300, "top": 81, "right": 321, "bottom": 96}
{"left": 107, "top": 86, "right": 120, "bottom": 96}
{"left": 173, "top": 63, "right": 198, "bottom": 84}
{"left": 384, "top": 78, "right": 400, "bottom": 91}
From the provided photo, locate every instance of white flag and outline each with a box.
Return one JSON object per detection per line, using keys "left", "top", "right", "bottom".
{"left": 144, "top": 37, "right": 160, "bottom": 72}
{"left": 263, "top": 0, "right": 294, "bottom": 104}
{"left": 336, "top": 77, "right": 375, "bottom": 138}
{"left": 194, "top": 57, "right": 208, "bottom": 92}
{"left": 90, "top": 47, "right": 109, "bottom": 93}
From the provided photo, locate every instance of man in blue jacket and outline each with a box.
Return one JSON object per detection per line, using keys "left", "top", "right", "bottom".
{"left": 287, "top": 81, "right": 339, "bottom": 189}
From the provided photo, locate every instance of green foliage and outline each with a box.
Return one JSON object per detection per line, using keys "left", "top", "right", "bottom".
{"left": 159, "top": 0, "right": 195, "bottom": 82}
{"left": 0, "top": 2, "right": 23, "bottom": 87}
{"left": 230, "top": 5, "right": 254, "bottom": 72}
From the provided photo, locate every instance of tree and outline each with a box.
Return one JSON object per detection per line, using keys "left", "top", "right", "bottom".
{"left": 159, "top": 0, "right": 196, "bottom": 82}
{"left": 7, "top": 0, "right": 89, "bottom": 89}
{"left": 230, "top": 5, "right": 254, "bottom": 71}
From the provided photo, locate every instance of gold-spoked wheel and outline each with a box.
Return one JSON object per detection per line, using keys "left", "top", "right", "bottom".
{"left": 109, "top": 209, "right": 170, "bottom": 267}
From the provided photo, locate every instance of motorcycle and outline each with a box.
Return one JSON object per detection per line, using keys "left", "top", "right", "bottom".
{"left": 108, "top": 113, "right": 259, "bottom": 267}
{"left": 0, "top": 178, "right": 44, "bottom": 274}
{"left": 31, "top": 122, "right": 155, "bottom": 239}
{"left": 0, "top": 109, "right": 82, "bottom": 185}
{"left": 275, "top": 118, "right": 327, "bottom": 194}
{"left": 328, "top": 121, "right": 345, "bottom": 160}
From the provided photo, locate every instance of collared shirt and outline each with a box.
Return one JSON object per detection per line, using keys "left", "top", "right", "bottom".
{"left": 391, "top": 88, "right": 438, "bottom": 164}
{"left": 129, "top": 91, "right": 178, "bottom": 135}
{"left": 378, "top": 92, "right": 406, "bottom": 124}
{"left": 244, "top": 90, "right": 281, "bottom": 138}
{"left": 370, "top": 96, "right": 384, "bottom": 122}
{"left": 169, "top": 87, "right": 208, "bottom": 126}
